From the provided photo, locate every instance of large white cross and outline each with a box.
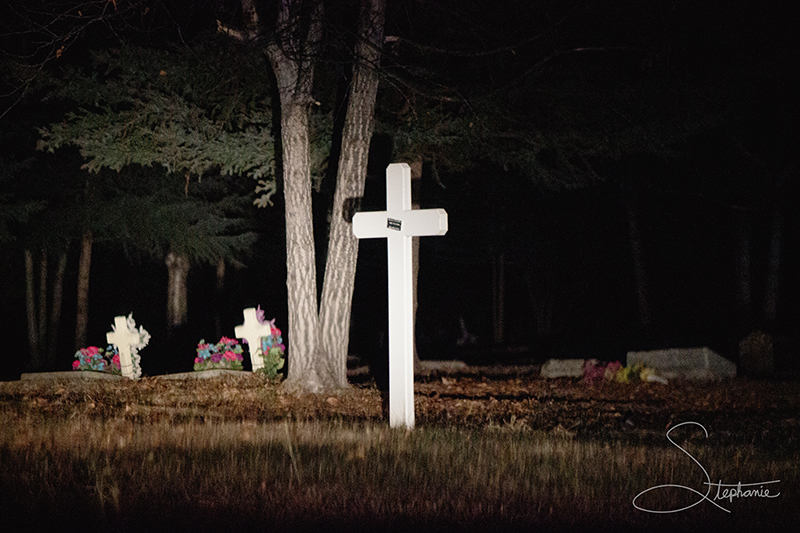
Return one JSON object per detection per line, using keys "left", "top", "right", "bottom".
{"left": 353, "top": 163, "right": 448, "bottom": 429}
{"left": 235, "top": 307, "right": 272, "bottom": 372}
{"left": 106, "top": 316, "right": 139, "bottom": 379}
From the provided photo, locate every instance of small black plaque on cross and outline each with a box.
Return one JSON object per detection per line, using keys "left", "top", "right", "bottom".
{"left": 387, "top": 218, "right": 402, "bottom": 231}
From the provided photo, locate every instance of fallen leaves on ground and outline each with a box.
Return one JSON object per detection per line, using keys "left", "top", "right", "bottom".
{"left": 1, "top": 369, "right": 798, "bottom": 448}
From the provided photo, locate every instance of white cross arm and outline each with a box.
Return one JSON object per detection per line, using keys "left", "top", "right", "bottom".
{"left": 352, "top": 209, "right": 448, "bottom": 239}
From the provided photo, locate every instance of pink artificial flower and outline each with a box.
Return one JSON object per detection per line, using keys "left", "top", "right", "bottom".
{"left": 111, "top": 354, "right": 121, "bottom": 369}
{"left": 256, "top": 305, "right": 266, "bottom": 324}
{"left": 219, "top": 337, "right": 236, "bottom": 345}
{"left": 605, "top": 361, "right": 623, "bottom": 381}
{"left": 223, "top": 350, "right": 236, "bottom": 361}
{"left": 72, "top": 360, "right": 81, "bottom": 370}
{"left": 583, "top": 360, "right": 606, "bottom": 383}
{"left": 194, "top": 357, "right": 203, "bottom": 364}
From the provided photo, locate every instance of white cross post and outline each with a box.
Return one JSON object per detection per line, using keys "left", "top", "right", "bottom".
{"left": 235, "top": 307, "right": 272, "bottom": 372}
{"left": 353, "top": 163, "right": 448, "bottom": 429}
{"left": 106, "top": 316, "right": 140, "bottom": 379}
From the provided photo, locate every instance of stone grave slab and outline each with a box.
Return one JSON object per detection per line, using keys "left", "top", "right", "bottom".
{"left": 540, "top": 359, "right": 585, "bottom": 378}
{"left": 627, "top": 347, "right": 736, "bottom": 381}
{"left": 157, "top": 369, "right": 249, "bottom": 380}
{"left": 21, "top": 371, "right": 127, "bottom": 381}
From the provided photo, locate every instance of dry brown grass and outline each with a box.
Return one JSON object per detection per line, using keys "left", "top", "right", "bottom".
{"left": 1, "top": 373, "right": 797, "bottom": 532}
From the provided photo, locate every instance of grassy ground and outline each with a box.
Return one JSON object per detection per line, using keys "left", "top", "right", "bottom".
{"left": 1, "top": 371, "right": 798, "bottom": 532}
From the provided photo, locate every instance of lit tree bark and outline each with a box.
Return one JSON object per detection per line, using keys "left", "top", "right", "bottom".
{"left": 265, "top": 0, "right": 326, "bottom": 392}
{"left": 225, "top": 0, "right": 385, "bottom": 391}
{"left": 214, "top": 257, "right": 226, "bottom": 340}
{"left": 318, "top": 0, "right": 386, "bottom": 389}
{"left": 165, "top": 250, "right": 190, "bottom": 329}
{"left": 74, "top": 230, "right": 93, "bottom": 350}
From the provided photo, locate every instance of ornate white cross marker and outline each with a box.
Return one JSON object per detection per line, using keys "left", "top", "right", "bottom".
{"left": 106, "top": 316, "right": 139, "bottom": 379}
{"left": 235, "top": 307, "right": 272, "bottom": 372}
{"left": 353, "top": 163, "right": 448, "bottom": 429}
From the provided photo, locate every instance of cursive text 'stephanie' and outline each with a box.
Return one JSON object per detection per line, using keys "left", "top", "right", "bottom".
{"left": 632, "top": 421, "right": 781, "bottom": 514}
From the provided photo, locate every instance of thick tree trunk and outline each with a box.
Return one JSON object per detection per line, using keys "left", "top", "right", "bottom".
{"left": 74, "top": 230, "right": 92, "bottom": 350}
{"left": 165, "top": 251, "right": 190, "bottom": 329}
{"left": 37, "top": 252, "right": 47, "bottom": 349}
{"left": 763, "top": 207, "right": 782, "bottom": 325}
{"left": 624, "top": 186, "right": 652, "bottom": 332}
{"left": 492, "top": 251, "right": 506, "bottom": 345}
{"left": 214, "top": 257, "right": 226, "bottom": 340}
{"left": 318, "top": 0, "right": 386, "bottom": 389}
{"left": 734, "top": 214, "right": 753, "bottom": 329}
{"left": 266, "top": 0, "right": 325, "bottom": 392}
{"left": 410, "top": 158, "right": 422, "bottom": 366}
{"left": 46, "top": 252, "right": 67, "bottom": 369}
{"left": 24, "top": 248, "right": 66, "bottom": 370}
{"left": 24, "top": 249, "right": 42, "bottom": 370}
{"left": 280, "top": 103, "right": 323, "bottom": 390}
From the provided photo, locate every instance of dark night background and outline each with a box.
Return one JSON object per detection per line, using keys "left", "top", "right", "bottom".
{"left": 0, "top": 0, "right": 797, "bottom": 381}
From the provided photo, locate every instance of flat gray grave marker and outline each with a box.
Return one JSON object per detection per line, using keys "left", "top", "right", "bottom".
{"left": 540, "top": 359, "right": 586, "bottom": 378}
{"left": 627, "top": 347, "right": 736, "bottom": 381}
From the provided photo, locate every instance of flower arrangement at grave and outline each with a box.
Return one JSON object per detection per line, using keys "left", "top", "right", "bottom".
{"left": 72, "top": 314, "right": 149, "bottom": 379}
{"left": 72, "top": 345, "right": 122, "bottom": 374}
{"left": 258, "top": 332, "right": 285, "bottom": 378}
{"left": 194, "top": 337, "right": 245, "bottom": 371}
{"left": 255, "top": 307, "right": 285, "bottom": 379}
{"left": 583, "top": 360, "right": 662, "bottom": 384}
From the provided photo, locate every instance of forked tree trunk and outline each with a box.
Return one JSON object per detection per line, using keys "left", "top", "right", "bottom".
{"left": 74, "top": 230, "right": 93, "bottom": 350}
{"left": 318, "top": 0, "right": 386, "bottom": 388}
{"left": 237, "top": 0, "right": 384, "bottom": 391}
